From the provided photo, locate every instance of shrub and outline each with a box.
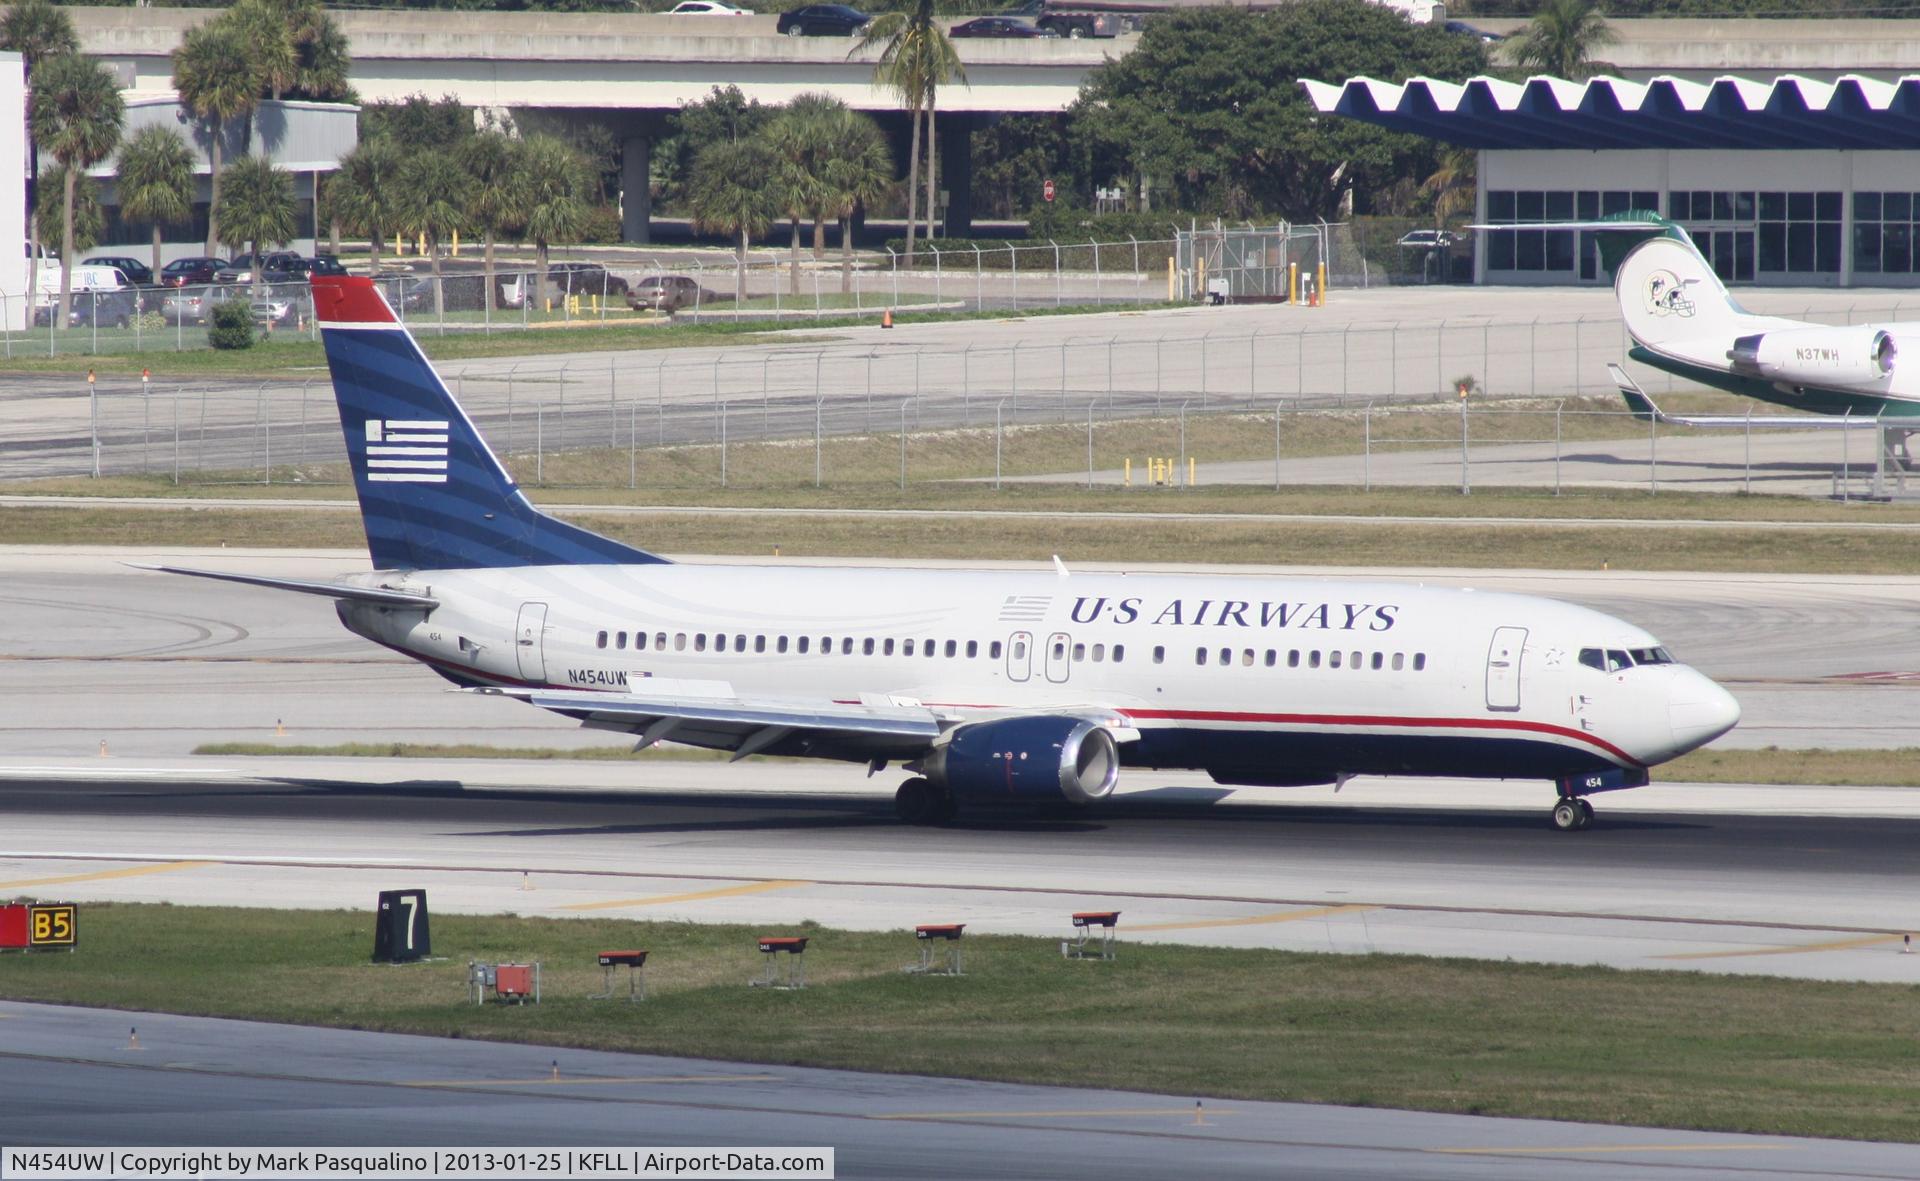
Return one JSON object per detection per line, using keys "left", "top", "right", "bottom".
{"left": 207, "top": 299, "right": 254, "bottom": 350}
{"left": 579, "top": 203, "right": 623, "bottom": 245}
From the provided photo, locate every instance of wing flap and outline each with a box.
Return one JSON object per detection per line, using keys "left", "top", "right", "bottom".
{"left": 493, "top": 687, "right": 943, "bottom": 758}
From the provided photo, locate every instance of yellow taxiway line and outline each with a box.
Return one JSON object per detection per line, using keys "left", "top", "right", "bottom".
{"left": 1128, "top": 904, "right": 1378, "bottom": 933}
{"left": 560, "top": 879, "right": 808, "bottom": 912}
{"left": 1657, "top": 933, "right": 1904, "bottom": 961}
{"left": 0, "top": 861, "right": 209, "bottom": 890}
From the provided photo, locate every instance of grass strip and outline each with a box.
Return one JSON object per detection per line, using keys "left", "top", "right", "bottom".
{"left": 0, "top": 904, "right": 1913, "bottom": 1142}
{"left": 187, "top": 741, "right": 1920, "bottom": 788}
{"left": 4, "top": 501, "right": 1909, "bottom": 574}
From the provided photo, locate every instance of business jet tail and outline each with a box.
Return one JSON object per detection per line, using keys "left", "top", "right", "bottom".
{"left": 1615, "top": 233, "right": 1766, "bottom": 355}
{"left": 311, "top": 275, "right": 664, "bottom": 572}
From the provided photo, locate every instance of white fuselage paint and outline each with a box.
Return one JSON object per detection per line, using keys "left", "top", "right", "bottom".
{"left": 335, "top": 562, "right": 1738, "bottom": 779}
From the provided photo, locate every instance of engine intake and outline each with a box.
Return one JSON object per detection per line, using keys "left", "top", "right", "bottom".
{"left": 1728, "top": 326, "right": 1895, "bottom": 386}
{"left": 925, "top": 715, "right": 1120, "bottom": 806}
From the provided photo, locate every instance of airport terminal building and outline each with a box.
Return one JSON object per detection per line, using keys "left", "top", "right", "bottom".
{"left": 1304, "top": 74, "right": 1920, "bottom": 288}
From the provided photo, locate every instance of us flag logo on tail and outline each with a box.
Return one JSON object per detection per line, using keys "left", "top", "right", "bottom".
{"left": 364, "top": 419, "right": 449, "bottom": 483}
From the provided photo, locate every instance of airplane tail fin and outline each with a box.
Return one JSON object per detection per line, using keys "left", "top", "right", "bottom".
{"left": 312, "top": 276, "right": 665, "bottom": 571}
{"left": 1615, "top": 233, "right": 1760, "bottom": 354}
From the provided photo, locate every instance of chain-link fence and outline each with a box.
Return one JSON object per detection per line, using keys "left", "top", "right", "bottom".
{"left": 29, "top": 303, "right": 1917, "bottom": 499}
{"left": 0, "top": 242, "right": 1182, "bottom": 357}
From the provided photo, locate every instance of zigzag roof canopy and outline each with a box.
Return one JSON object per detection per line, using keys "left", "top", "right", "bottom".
{"left": 1299, "top": 75, "right": 1920, "bottom": 150}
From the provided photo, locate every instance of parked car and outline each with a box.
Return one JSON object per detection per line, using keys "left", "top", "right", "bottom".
{"left": 777, "top": 3, "right": 870, "bottom": 36}
{"left": 157, "top": 288, "right": 216, "bottom": 325}
{"left": 626, "top": 275, "right": 721, "bottom": 313}
{"left": 160, "top": 257, "right": 227, "bottom": 287}
{"left": 33, "top": 288, "right": 141, "bottom": 329}
{"left": 950, "top": 16, "right": 1050, "bottom": 37}
{"left": 250, "top": 292, "right": 300, "bottom": 328}
{"left": 1001, "top": 1, "right": 1116, "bottom": 39}
{"left": 307, "top": 254, "right": 349, "bottom": 277}
{"left": 84, "top": 256, "right": 154, "bottom": 286}
{"left": 372, "top": 269, "right": 432, "bottom": 312}
{"left": 500, "top": 264, "right": 631, "bottom": 309}
{"left": 1397, "top": 229, "right": 1460, "bottom": 249}
{"left": 667, "top": 0, "right": 754, "bottom": 12}
{"left": 1444, "top": 20, "right": 1505, "bottom": 42}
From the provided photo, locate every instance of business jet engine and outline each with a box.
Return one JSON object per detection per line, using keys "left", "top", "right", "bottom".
{"left": 1728, "top": 326, "right": 1896, "bottom": 386}
{"left": 923, "top": 715, "right": 1121, "bottom": 805}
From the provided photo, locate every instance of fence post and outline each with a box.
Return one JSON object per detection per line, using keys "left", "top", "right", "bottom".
{"left": 630, "top": 400, "right": 637, "bottom": 490}
{"left": 962, "top": 342, "right": 972, "bottom": 424}
{"left": 973, "top": 244, "right": 983, "bottom": 311}
{"left": 1273, "top": 401, "right": 1282, "bottom": 491}
{"left": 814, "top": 393, "right": 823, "bottom": 488}
{"left": 932, "top": 244, "right": 941, "bottom": 307}
{"left": 1554, "top": 400, "right": 1563, "bottom": 496}
{"left": 1177, "top": 400, "right": 1189, "bottom": 489}
{"left": 1010, "top": 244, "right": 1018, "bottom": 307}
{"left": 994, "top": 399, "right": 1005, "bottom": 490}
{"left": 1091, "top": 237, "right": 1101, "bottom": 305}
{"left": 172, "top": 384, "right": 180, "bottom": 484}
{"left": 1051, "top": 239, "right": 1061, "bottom": 307}
{"left": 1248, "top": 332, "right": 1256, "bottom": 401}
{"left": 536, "top": 400, "right": 544, "bottom": 485}
{"left": 88, "top": 371, "right": 98, "bottom": 478}
{"left": 1459, "top": 397, "right": 1470, "bottom": 496}
{"left": 890, "top": 246, "right": 899, "bottom": 307}
{"left": 1086, "top": 400, "right": 1095, "bottom": 489}
{"left": 899, "top": 399, "right": 909, "bottom": 490}
{"left": 1363, "top": 401, "right": 1371, "bottom": 493}
{"left": 1744, "top": 407, "right": 1753, "bottom": 493}
{"left": 720, "top": 399, "right": 728, "bottom": 487}
{"left": 1649, "top": 405, "right": 1657, "bottom": 494}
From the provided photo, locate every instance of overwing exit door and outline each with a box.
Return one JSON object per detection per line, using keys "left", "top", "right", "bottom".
{"left": 1486, "top": 626, "right": 1526, "bottom": 711}
{"left": 516, "top": 602, "right": 549, "bottom": 683}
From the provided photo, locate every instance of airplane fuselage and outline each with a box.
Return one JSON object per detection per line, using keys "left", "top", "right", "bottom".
{"left": 337, "top": 563, "right": 1731, "bottom": 786}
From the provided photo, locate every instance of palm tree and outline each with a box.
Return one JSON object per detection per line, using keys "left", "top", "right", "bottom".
{"left": 395, "top": 148, "right": 469, "bottom": 319}
{"left": 820, "top": 110, "right": 891, "bottom": 293}
{"left": 328, "top": 138, "right": 401, "bottom": 273}
{"left": 520, "top": 135, "right": 591, "bottom": 311}
{"left": 3, "top": 0, "right": 78, "bottom": 298}
{"left": 1504, "top": 0, "right": 1617, "bottom": 81}
{"left": 1421, "top": 146, "right": 1476, "bottom": 228}
{"left": 117, "top": 125, "right": 197, "bottom": 278}
{"left": 781, "top": 92, "right": 848, "bottom": 259}
{"left": 290, "top": 4, "right": 352, "bottom": 102}
{"left": 460, "top": 131, "right": 529, "bottom": 317}
{"left": 687, "top": 138, "right": 778, "bottom": 303}
{"left": 766, "top": 110, "right": 829, "bottom": 296}
{"left": 215, "top": 155, "right": 296, "bottom": 296}
{"left": 230, "top": 0, "right": 297, "bottom": 103}
{"left": 32, "top": 163, "right": 100, "bottom": 262}
{"left": 173, "top": 21, "right": 259, "bottom": 254}
{"left": 854, "top": 0, "right": 963, "bottom": 262}
{"left": 29, "top": 53, "right": 123, "bottom": 327}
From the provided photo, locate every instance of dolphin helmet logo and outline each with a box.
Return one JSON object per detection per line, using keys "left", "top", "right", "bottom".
{"left": 1643, "top": 268, "right": 1695, "bottom": 318}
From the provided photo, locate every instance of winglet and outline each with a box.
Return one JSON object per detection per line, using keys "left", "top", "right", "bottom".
{"left": 1608, "top": 363, "right": 1664, "bottom": 423}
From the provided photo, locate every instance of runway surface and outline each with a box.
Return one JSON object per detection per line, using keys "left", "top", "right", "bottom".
{"left": 8, "top": 1003, "right": 1912, "bottom": 1181}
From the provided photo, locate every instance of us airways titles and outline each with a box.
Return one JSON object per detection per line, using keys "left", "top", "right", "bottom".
{"left": 1069, "top": 596, "right": 1400, "bottom": 631}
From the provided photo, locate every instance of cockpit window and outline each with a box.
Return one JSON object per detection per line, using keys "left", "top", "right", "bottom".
{"left": 1582, "top": 647, "right": 1640, "bottom": 672}
{"left": 1605, "top": 649, "right": 1632, "bottom": 671}
{"left": 1630, "top": 647, "right": 1674, "bottom": 666}
{"left": 1578, "top": 648, "right": 1605, "bottom": 671}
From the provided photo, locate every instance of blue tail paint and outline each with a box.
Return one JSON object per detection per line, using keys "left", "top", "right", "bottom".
{"left": 313, "top": 276, "right": 665, "bottom": 571}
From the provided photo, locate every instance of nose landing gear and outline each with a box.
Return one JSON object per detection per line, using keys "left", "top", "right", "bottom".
{"left": 1551, "top": 796, "right": 1595, "bottom": 831}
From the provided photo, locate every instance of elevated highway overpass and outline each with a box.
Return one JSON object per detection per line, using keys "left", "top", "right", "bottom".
{"left": 70, "top": 6, "right": 1920, "bottom": 244}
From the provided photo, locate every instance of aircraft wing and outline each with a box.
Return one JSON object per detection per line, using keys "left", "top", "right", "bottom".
{"left": 1608, "top": 364, "right": 1877, "bottom": 429}
{"left": 484, "top": 684, "right": 1140, "bottom": 764}
{"left": 485, "top": 683, "right": 946, "bottom": 762}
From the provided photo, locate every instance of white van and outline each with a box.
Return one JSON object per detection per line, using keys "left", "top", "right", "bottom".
{"left": 33, "top": 263, "right": 132, "bottom": 306}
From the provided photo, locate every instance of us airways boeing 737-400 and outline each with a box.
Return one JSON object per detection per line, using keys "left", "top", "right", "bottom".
{"left": 147, "top": 276, "right": 1740, "bottom": 831}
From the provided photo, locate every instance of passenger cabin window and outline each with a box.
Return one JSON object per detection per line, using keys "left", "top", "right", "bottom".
{"left": 596, "top": 631, "right": 608, "bottom": 649}
{"left": 637, "top": 633, "right": 649, "bottom": 651}
{"left": 1413, "top": 653, "right": 1426, "bottom": 671}
{"left": 966, "top": 640, "right": 978, "bottom": 658}
{"left": 1330, "top": 651, "right": 1342, "bottom": 669}
{"left": 778, "top": 636, "right": 790, "bottom": 654}
{"left": 1392, "top": 653, "right": 1404, "bottom": 671}
{"left": 1153, "top": 646, "right": 1165, "bottom": 665}
{"left": 675, "top": 633, "right": 687, "bottom": 651}
{"left": 990, "top": 640, "right": 1003, "bottom": 659}
{"left": 798, "top": 637, "right": 810, "bottom": 654}
{"left": 1113, "top": 644, "right": 1125, "bottom": 663}
{"left": 904, "top": 639, "right": 916, "bottom": 656}
{"left": 1289, "top": 650, "right": 1300, "bottom": 668}
{"left": 1072, "top": 642, "right": 1086, "bottom": 662}
{"left": 657, "top": 632, "right": 668, "bottom": 650}
{"left": 615, "top": 632, "right": 627, "bottom": 649}
{"left": 946, "top": 641, "right": 958, "bottom": 658}
{"left": 1308, "top": 651, "right": 1321, "bottom": 669}
{"left": 754, "top": 636, "right": 767, "bottom": 653}
{"left": 863, "top": 638, "right": 876, "bottom": 655}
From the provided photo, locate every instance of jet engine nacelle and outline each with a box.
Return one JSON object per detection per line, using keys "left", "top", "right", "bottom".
{"left": 924, "top": 715, "right": 1120, "bottom": 805}
{"left": 1728, "top": 326, "right": 1896, "bottom": 386}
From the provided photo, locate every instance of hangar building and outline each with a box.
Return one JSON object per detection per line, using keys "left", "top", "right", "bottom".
{"left": 1304, "top": 74, "right": 1920, "bottom": 289}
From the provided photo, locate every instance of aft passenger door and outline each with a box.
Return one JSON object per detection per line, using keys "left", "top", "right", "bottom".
{"left": 1044, "top": 632, "right": 1072, "bottom": 684}
{"left": 516, "top": 602, "right": 549, "bottom": 684}
{"left": 1485, "top": 626, "right": 1526, "bottom": 712}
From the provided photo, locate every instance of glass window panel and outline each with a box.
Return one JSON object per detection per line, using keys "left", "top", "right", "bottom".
{"left": 1759, "top": 191, "right": 1786, "bottom": 220}
{"left": 1545, "top": 230, "right": 1574, "bottom": 271}
{"left": 1517, "top": 190, "right": 1544, "bottom": 221}
{"left": 1734, "top": 191, "right": 1755, "bottom": 220}
{"left": 1816, "top": 222, "right": 1841, "bottom": 273}
{"left": 1576, "top": 191, "right": 1598, "bottom": 219}
{"left": 1516, "top": 230, "right": 1545, "bottom": 270}
{"left": 1788, "top": 191, "right": 1814, "bottom": 220}
{"left": 1886, "top": 224, "right": 1910, "bottom": 274}
{"left": 1488, "top": 231, "right": 1515, "bottom": 270}
{"left": 1735, "top": 231, "right": 1755, "bottom": 282}
{"left": 1817, "top": 191, "right": 1842, "bottom": 221}
{"left": 1579, "top": 232, "right": 1597, "bottom": 282}
{"left": 1712, "top": 232, "right": 1735, "bottom": 281}
{"left": 1855, "top": 224, "right": 1883, "bottom": 273}
{"left": 1856, "top": 191, "right": 1883, "bottom": 220}
{"left": 1758, "top": 222, "right": 1786, "bottom": 271}
{"left": 1488, "top": 190, "right": 1515, "bottom": 221}
{"left": 1713, "top": 192, "right": 1734, "bottom": 221}
{"left": 1787, "top": 222, "right": 1815, "bottom": 271}
{"left": 1889, "top": 192, "right": 1911, "bottom": 221}
{"left": 1544, "top": 191, "right": 1573, "bottom": 219}
{"left": 1633, "top": 191, "right": 1658, "bottom": 213}
{"left": 1691, "top": 190, "right": 1710, "bottom": 218}
{"left": 1612, "top": 190, "right": 1639, "bottom": 215}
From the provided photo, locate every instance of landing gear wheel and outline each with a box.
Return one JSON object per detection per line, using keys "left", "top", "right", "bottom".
{"left": 894, "top": 777, "right": 935, "bottom": 824}
{"left": 1551, "top": 798, "right": 1583, "bottom": 832}
{"left": 1578, "top": 798, "right": 1595, "bottom": 829}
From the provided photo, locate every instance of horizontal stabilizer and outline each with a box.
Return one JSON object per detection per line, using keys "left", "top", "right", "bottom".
{"left": 1608, "top": 364, "right": 1876, "bottom": 429}
{"left": 129, "top": 563, "right": 439, "bottom": 608}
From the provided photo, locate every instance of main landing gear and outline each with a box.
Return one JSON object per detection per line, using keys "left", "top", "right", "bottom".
{"left": 894, "top": 777, "right": 957, "bottom": 825}
{"left": 1551, "top": 796, "right": 1595, "bottom": 832}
